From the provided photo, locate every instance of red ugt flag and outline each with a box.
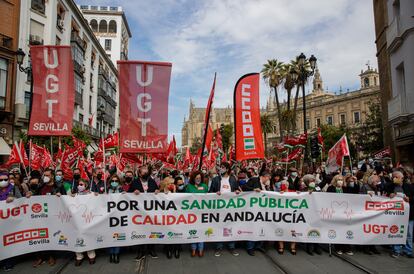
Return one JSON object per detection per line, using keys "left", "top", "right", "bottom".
{"left": 28, "top": 46, "right": 74, "bottom": 136}
{"left": 118, "top": 61, "right": 172, "bottom": 153}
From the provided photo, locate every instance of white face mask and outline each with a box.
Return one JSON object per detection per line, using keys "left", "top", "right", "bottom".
{"left": 264, "top": 180, "right": 270, "bottom": 186}
{"left": 348, "top": 181, "right": 355, "bottom": 188}
{"left": 337, "top": 180, "right": 344, "bottom": 187}
{"left": 0, "top": 180, "right": 9, "bottom": 188}
{"left": 77, "top": 185, "right": 86, "bottom": 192}
{"left": 43, "top": 176, "right": 51, "bottom": 183}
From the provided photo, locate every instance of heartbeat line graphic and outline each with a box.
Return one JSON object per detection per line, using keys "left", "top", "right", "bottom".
{"left": 81, "top": 211, "right": 102, "bottom": 223}
{"left": 54, "top": 211, "right": 73, "bottom": 223}
{"left": 318, "top": 201, "right": 354, "bottom": 220}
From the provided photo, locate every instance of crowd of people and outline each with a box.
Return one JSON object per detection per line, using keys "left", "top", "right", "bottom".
{"left": 0, "top": 158, "right": 413, "bottom": 271}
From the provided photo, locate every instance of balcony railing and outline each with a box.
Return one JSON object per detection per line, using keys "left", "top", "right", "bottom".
{"left": 0, "top": 34, "right": 12, "bottom": 49}
{"left": 387, "top": 16, "right": 402, "bottom": 52}
{"left": 71, "top": 32, "right": 86, "bottom": 51}
{"left": 73, "top": 59, "right": 85, "bottom": 75}
{"left": 72, "top": 120, "right": 100, "bottom": 138}
{"left": 103, "top": 113, "right": 115, "bottom": 126}
{"left": 98, "top": 66, "right": 109, "bottom": 79}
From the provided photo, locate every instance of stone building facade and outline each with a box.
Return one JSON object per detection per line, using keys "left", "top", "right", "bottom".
{"left": 182, "top": 67, "right": 381, "bottom": 151}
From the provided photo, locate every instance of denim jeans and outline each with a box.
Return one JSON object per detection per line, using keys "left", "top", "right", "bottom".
{"left": 109, "top": 246, "right": 120, "bottom": 254}
{"left": 191, "top": 242, "right": 204, "bottom": 251}
{"left": 246, "top": 241, "right": 263, "bottom": 250}
{"left": 392, "top": 220, "right": 413, "bottom": 255}
{"left": 216, "top": 241, "right": 235, "bottom": 250}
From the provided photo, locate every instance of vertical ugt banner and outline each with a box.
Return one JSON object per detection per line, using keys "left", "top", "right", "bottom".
{"left": 28, "top": 46, "right": 74, "bottom": 136}
{"left": 118, "top": 61, "right": 172, "bottom": 153}
{"left": 234, "top": 73, "right": 264, "bottom": 161}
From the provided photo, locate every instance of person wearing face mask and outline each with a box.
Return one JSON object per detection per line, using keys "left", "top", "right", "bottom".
{"left": 359, "top": 175, "right": 382, "bottom": 255}
{"left": 105, "top": 174, "right": 123, "bottom": 263}
{"left": 327, "top": 175, "right": 353, "bottom": 256}
{"left": 344, "top": 175, "right": 359, "bottom": 194}
{"left": 287, "top": 168, "right": 301, "bottom": 191}
{"left": 0, "top": 170, "right": 21, "bottom": 271}
{"left": 209, "top": 162, "right": 240, "bottom": 257}
{"left": 300, "top": 174, "right": 322, "bottom": 256}
{"left": 40, "top": 169, "right": 66, "bottom": 196}
{"left": 133, "top": 165, "right": 160, "bottom": 261}
{"left": 186, "top": 171, "right": 208, "bottom": 257}
{"left": 243, "top": 170, "right": 270, "bottom": 256}
{"left": 67, "top": 168, "right": 82, "bottom": 194}
{"left": 70, "top": 179, "right": 98, "bottom": 266}
{"left": 246, "top": 167, "right": 256, "bottom": 182}
{"left": 90, "top": 168, "right": 106, "bottom": 194}
{"left": 385, "top": 171, "right": 413, "bottom": 259}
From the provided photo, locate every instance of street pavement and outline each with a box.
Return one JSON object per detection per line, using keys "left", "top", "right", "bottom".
{"left": 4, "top": 244, "right": 414, "bottom": 274}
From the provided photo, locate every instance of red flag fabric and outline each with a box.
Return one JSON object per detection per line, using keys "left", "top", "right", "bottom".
{"left": 88, "top": 113, "right": 94, "bottom": 127}
{"left": 28, "top": 46, "right": 74, "bottom": 136}
{"left": 41, "top": 147, "right": 53, "bottom": 169}
{"left": 317, "top": 128, "right": 324, "bottom": 151}
{"left": 199, "top": 74, "right": 216, "bottom": 170}
{"left": 118, "top": 61, "right": 172, "bottom": 153}
{"left": 72, "top": 136, "right": 86, "bottom": 151}
{"left": 284, "top": 133, "right": 307, "bottom": 147}
{"left": 30, "top": 142, "right": 44, "bottom": 170}
{"left": 234, "top": 73, "right": 264, "bottom": 161}
{"left": 166, "top": 135, "right": 178, "bottom": 163}
{"left": 6, "top": 141, "right": 28, "bottom": 167}
{"left": 326, "top": 134, "right": 350, "bottom": 173}
{"left": 77, "top": 158, "right": 89, "bottom": 180}
{"left": 99, "top": 132, "right": 119, "bottom": 149}
{"left": 280, "top": 148, "right": 303, "bottom": 163}
{"left": 60, "top": 147, "right": 80, "bottom": 179}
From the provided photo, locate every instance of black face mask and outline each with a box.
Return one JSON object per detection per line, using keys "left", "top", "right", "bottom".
{"left": 247, "top": 172, "right": 252, "bottom": 178}
{"left": 30, "top": 184, "right": 39, "bottom": 191}
{"left": 96, "top": 174, "right": 103, "bottom": 180}
{"left": 73, "top": 174, "right": 81, "bottom": 180}
{"left": 125, "top": 176, "right": 132, "bottom": 183}
{"left": 141, "top": 173, "right": 150, "bottom": 180}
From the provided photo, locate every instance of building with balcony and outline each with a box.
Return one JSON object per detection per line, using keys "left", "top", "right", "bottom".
{"left": 373, "top": 0, "right": 414, "bottom": 165}
{"left": 78, "top": 5, "right": 131, "bottom": 66}
{"left": 0, "top": 0, "right": 20, "bottom": 158}
{"left": 14, "top": 0, "right": 120, "bottom": 140}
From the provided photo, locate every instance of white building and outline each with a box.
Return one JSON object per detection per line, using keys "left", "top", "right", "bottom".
{"left": 385, "top": 0, "right": 414, "bottom": 164}
{"left": 15, "top": 0, "right": 119, "bottom": 139}
{"left": 78, "top": 5, "right": 131, "bottom": 66}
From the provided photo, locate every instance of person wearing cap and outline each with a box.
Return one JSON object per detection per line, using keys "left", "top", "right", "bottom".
{"left": 242, "top": 169, "right": 270, "bottom": 256}
{"left": 209, "top": 162, "right": 240, "bottom": 257}
{"left": 71, "top": 178, "right": 98, "bottom": 266}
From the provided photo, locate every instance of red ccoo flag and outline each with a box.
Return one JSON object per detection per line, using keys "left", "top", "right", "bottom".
{"left": 326, "top": 134, "right": 350, "bottom": 173}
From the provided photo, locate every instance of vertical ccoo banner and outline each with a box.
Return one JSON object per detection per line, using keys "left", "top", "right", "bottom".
{"left": 233, "top": 73, "right": 264, "bottom": 161}
{"left": 118, "top": 61, "right": 172, "bottom": 153}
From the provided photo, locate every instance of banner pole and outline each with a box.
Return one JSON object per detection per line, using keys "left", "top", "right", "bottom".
{"left": 50, "top": 136, "right": 53, "bottom": 158}
{"left": 28, "top": 139, "right": 32, "bottom": 175}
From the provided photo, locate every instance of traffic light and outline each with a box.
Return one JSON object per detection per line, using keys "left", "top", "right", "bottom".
{"left": 310, "top": 136, "right": 320, "bottom": 159}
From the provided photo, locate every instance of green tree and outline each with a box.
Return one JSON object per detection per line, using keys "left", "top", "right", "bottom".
{"left": 189, "top": 137, "right": 202, "bottom": 155}
{"left": 318, "top": 124, "right": 356, "bottom": 158}
{"left": 261, "top": 59, "right": 284, "bottom": 141}
{"left": 260, "top": 114, "right": 273, "bottom": 156}
{"left": 352, "top": 98, "right": 384, "bottom": 156}
{"left": 219, "top": 123, "right": 233, "bottom": 153}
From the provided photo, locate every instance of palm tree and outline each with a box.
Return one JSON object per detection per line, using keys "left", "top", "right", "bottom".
{"left": 290, "top": 57, "right": 312, "bottom": 132}
{"left": 280, "top": 63, "right": 295, "bottom": 111}
{"left": 260, "top": 114, "right": 273, "bottom": 157}
{"left": 261, "top": 59, "right": 284, "bottom": 141}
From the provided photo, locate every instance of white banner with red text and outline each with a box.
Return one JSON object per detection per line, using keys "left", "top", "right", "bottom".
{"left": 0, "top": 192, "right": 408, "bottom": 260}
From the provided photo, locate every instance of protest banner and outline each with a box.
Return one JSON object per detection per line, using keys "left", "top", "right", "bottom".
{"left": 28, "top": 46, "right": 74, "bottom": 136}
{"left": 0, "top": 192, "right": 408, "bottom": 260}
{"left": 234, "top": 73, "right": 264, "bottom": 161}
{"left": 118, "top": 61, "right": 172, "bottom": 153}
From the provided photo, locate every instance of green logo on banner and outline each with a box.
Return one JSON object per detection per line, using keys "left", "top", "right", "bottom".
{"left": 244, "top": 138, "right": 255, "bottom": 150}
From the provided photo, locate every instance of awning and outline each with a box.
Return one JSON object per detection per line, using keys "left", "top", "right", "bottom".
{"left": 0, "top": 137, "right": 11, "bottom": 155}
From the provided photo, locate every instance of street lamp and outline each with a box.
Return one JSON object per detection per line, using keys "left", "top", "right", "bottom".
{"left": 297, "top": 52, "right": 317, "bottom": 164}
{"left": 16, "top": 48, "right": 34, "bottom": 122}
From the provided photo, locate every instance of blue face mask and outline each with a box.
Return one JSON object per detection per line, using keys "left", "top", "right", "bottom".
{"left": 110, "top": 181, "right": 119, "bottom": 188}
{"left": 55, "top": 175, "right": 62, "bottom": 182}
{"left": 239, "top": 179, "right": 247, "bottom": 185}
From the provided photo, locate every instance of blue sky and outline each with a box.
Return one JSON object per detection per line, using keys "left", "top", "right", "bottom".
{"left": 77, "top": 0, "right": 377, "bottom": 147}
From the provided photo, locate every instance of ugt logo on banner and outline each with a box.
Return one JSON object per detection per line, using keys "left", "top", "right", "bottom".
{"left": 118, "top": 61, "right": 172, "bottom": 153}
{"left": 28, "top": 46, "right": 75, "bottom": 136}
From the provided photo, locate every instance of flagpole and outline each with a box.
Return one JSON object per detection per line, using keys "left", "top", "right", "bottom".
{"left": 50, "top": 136, "right": 53, "bottom": 159}
{"left": 28, "top": 139, "right": 32, "bottom": 174}
{"left": 199, "top": 73, "right": 216, "bottom": 171}
{"left": 16, "top": 141, "right": 29, "bottom": 177}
